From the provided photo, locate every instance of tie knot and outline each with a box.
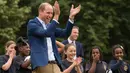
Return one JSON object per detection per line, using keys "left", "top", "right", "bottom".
{"left": 71, "top": 41, "right": 74, "bottom": 44}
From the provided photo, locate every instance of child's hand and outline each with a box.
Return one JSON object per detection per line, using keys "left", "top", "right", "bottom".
{"left": 24, "top": 56, "right": 31, "bottom": 61}
{"left": 93, "top": 55, "right": 100, "bottom": 62}
{"left": 74, "top": 57, "right": 82, "bottom": 66}
{"left": 9, "top": 50, "right": 16, "bottom": 59}
{"left": 119, "top": 57, "right": 123, "bottom": 61}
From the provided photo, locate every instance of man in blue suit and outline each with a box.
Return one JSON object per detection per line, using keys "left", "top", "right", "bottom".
{"left": 27, "top": 1, "right": 81, "bottom": 73}
{"left": 62, "top": 26, "right": 84, "bottom": 58}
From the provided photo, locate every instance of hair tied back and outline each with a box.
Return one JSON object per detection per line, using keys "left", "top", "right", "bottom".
{"left": 120, "top": 45, "right": 124, "bottom": 50}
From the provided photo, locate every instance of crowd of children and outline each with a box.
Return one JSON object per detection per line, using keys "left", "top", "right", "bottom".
{"left": 0, "top": 38, "right": 130, "bottom": 73}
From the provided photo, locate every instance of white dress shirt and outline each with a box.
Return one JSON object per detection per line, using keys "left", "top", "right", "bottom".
{"left": 68, "top": 38, "right": 76, "bottom": 46}
{"left": 37, "top": 17, "right": 55, "bottom": 61}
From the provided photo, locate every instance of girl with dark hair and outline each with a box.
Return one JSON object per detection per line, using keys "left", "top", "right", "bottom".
{"left": 109, "top": 44, "right": 130, "bottom": 73}
{"left": 85, "top": 46, "right": 110, "bottom": 73}
{"left": 15, "top": 37, "right": 31, "bottom": 73}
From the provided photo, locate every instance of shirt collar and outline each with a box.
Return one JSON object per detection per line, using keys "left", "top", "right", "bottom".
{"left": 68, "top": 38, "right": 75, "bottom": 44}
{"left": 37, "top": 17, "right": 45, "bottom": 25}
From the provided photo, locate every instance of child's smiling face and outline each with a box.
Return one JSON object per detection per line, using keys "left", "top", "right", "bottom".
{"left": 65, "top": 45, "right": 76, "bottom": 60}
{"left": 114, "top": 48, "right": 124, "bottom": 60}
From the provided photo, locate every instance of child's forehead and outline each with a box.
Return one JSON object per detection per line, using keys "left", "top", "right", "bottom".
{"left": 114, "top": 48, "right": 123, "bottom": 53}
{"left": 67, "top": 46, "right": 76, "bottom": 50}
{"left": 92, "top": 48, "right": 100, "bottom": 51}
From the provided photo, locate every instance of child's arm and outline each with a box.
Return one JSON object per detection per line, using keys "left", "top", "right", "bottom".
{"left": 2, "top": 50, "right": 15, "bottom": 70}
{"left": 88, "top": 61, "right": 97, "bottom": 73}
{"left": 75, "top": 57, "right": 82, "bottom": 73}
{"left": 62, "top": 61, "right": 77, "bottom": 73}
{"left": 109, "top": 60, "right": 123, "bottom": 70}
{"left": 75, "top": 65, "right": 82, "bottom": 73}
{"left": 56, "top": 40, "right": 65, "bottom": 53}
{"left": 88, "top": 54, "right": 99, "bottom": 73}
{"left": 2, "top": 57, "right": 13, "bottom": 71}
{"left": 21, "top": 56, "right": 31, "bottom": 68}
{"left": 62, "top": 57, "right": 82, "bottom": 73}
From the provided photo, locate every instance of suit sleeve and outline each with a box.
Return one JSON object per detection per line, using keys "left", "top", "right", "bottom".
{"left": 27, "top": 20, "right": 58, "bottom": 37}
{"left": 80, "top": 43, "right": 84, "bottom": 57}
{"left": 55, "top": 20, "right": 74, "bottom": 38}
{"left": 62, "top": 40, "right": 67, "bottom": 45}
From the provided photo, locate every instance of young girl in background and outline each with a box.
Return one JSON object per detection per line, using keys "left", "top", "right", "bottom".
{"left": 62, "top": 44, "right": 82, "bottom": 73}
{"left": 85, "top": 46, "right": 110, "bottom": 73}
{"left": 0, "top": 41, "right": 17, "bottom": 73}
{"left": 109, "top": 44, "right": 130, "bottom": 73}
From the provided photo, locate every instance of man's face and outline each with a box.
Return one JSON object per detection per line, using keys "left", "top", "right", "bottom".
{"left": 40, "top": 5, "right": 53, "bottom": 24}
{"left": 70, "top": 28, "right": 79, "bottom": 41}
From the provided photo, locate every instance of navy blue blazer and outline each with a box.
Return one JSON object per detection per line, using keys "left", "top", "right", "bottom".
{"left": 62, "top": 40, "right": 84, "bottom": 58}
{"left": 27, "top": 17, "right": 74, "bottom": 69}
{"left": 109, "top": 59, "right": 130, "bottom": 73}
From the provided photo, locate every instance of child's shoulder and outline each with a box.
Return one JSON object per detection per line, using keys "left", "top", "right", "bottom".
{"left": 109, "top": 59, "right": 117, "bottom": 62}
{"left": 0, "top": 55, "right": 8, "bottom": 60}
{"left": 101, "top": 61, "right": 107, "bottom": 64}
{"left": 62, "top": 59, "right": 70, "bottom": 64}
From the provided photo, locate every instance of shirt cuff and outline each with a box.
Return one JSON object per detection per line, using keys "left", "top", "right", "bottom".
{"left": 53, "top": 19, "right": 59, "bottom": 24}
{"left": 69, "top": 19, "right": 74, "bottom": 24}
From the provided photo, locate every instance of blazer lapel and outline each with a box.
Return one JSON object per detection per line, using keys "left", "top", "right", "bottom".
{"left": 34, "top": 17, "right": 43, "bottom": 27}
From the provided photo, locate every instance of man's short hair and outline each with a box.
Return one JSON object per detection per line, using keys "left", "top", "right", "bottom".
{"left": 38, "top": 2, "right": 51, "bottom": 11}
{"left": 73, "top": 26, "right": 79, "bottom": 30}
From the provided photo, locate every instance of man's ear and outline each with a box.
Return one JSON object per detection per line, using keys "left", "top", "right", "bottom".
{"left": 64, "top": 51, "right": 67, "bottom": 55}
{"left": 5, "top": 46, "right": 8, "bottom": 51}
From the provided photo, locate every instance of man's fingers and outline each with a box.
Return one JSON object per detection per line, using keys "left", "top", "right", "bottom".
{"left": 54, "top": 1, "right": 57, "bottom": 6}
{"left": 53, "top": 1, "right": 60, "bottom": 12}
{"left": 71, "top": 4, "right": 74, "bottom": 9}
{"left": 76, "top": 5, "right": 81, "bottom": 12}
{"left": 56, "top": 1, "right": 60, "bottom": 10}
{"left": 78, "top": 4, "right": 81, "bottom": 9}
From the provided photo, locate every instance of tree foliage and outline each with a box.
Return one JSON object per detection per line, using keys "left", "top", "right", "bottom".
{"left": 0, "top": 0, "right": 30, "bottom": 54}
{"left": 0, "top": 0, "right": 30, "bottom": 42}
{"left": 0, "top": 0, "right": 130, "bottom": 61}
{"left": 56, "top": 0, "right": 130, "bottom": 60}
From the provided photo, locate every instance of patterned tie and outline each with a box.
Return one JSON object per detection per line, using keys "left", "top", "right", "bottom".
{"left": 71, "top": 41, "right": 74, "bottom": 44}
{"left": 71, "top": 41, "right": 75, "bottom": 46}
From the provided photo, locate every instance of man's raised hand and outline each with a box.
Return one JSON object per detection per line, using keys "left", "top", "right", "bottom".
{"left": 69, "top": 4, "right": 81, "bottom": 20}
{"left": 53, "top": 1, "right": 60, "bottom": 21}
